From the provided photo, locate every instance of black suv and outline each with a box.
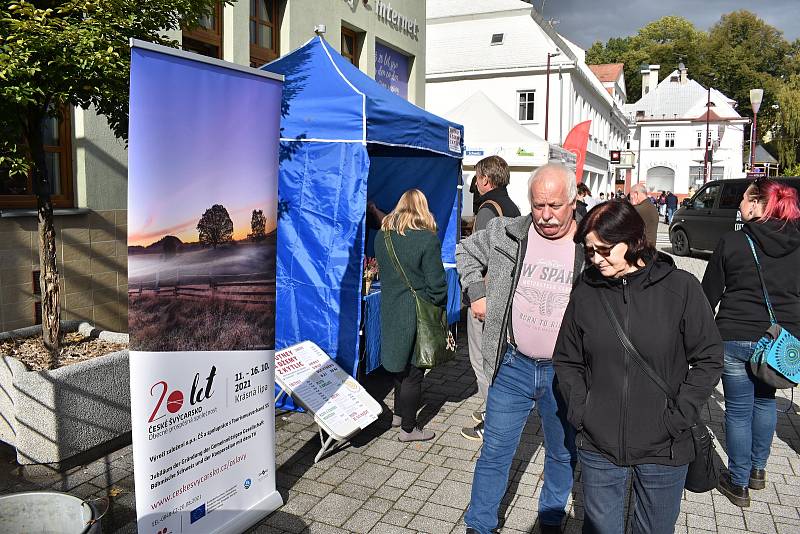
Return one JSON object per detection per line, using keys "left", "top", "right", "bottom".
{"left": 669, "top": 177, "right": 800, "bottom": 256}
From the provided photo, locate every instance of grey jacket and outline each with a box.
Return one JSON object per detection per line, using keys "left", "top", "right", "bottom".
{"left": 456, "top": 214, "right": 584, "bottom": 384}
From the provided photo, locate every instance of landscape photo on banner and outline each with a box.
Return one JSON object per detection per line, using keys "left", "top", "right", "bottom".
{"left": 128, "top": 41, "right": 283, "bottom": 534}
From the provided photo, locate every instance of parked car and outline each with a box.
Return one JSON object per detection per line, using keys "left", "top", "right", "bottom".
{"left": 669, "top": 177, "right": 800, "bottom": 256}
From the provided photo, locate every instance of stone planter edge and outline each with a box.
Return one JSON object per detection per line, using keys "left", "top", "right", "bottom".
{"left": 0, "top": 321, "right": 131, "bottom": 466}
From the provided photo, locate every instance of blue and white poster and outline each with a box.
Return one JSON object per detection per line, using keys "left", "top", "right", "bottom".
{"left": 375, "top": 42, "right": 409, "bottom": 99}
{"left": 128, "top": 41, "right": 283, "bottom": 534}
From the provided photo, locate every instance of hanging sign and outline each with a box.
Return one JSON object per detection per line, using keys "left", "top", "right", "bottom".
{"left": 375, "top": 42, "right": 409, "bottom": 99}
{"left": 128, "top": 40, "right": 283, "bottom": 534}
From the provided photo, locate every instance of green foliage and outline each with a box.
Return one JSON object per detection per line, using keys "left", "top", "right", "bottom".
{"left": 781, "top": 162, "right": 800, "bottom": 177}
{"left": 775, "top": 75, "right": 800, "bottom": 168}
{"left": 0, "top": 0, "right": 228, "bottom": 176}
{"left": 589, "top": 10, "right": 800, "bottom": 169}
{"left": 587, "top": 16, "right": 706, "bottom": 101}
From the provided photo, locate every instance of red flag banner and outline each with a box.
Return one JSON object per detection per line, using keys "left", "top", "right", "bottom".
{"left": 563, "top": 120, "right": 591, "bottom": 182}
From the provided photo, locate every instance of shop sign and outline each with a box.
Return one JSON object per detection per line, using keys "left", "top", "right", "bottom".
{"left": 375, "top": 42, "right": 408, "bottom": 99}
{"left": 374, "top": 1, "right": 420, "bottom": 39}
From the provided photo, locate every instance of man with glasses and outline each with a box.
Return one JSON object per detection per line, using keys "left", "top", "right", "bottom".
{"left": 456, "top": 164, "right": 584, "bottom": 534}
{"left": 629, "top": 183, "right": 659, "bottom": 246}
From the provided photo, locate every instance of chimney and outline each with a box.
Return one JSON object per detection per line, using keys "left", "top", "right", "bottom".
{"left": 679, "top": 62, "right": 688, "bottom": 84}
{"left": 640, "top": 64, "right": 651, "bottom": 99}
{"left": 648, "top": 64, "right": 660, "bottom": 94}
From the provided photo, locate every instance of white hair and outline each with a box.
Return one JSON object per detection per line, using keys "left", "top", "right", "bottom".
{"left": 630, "top": 183, "right": 647, "bottom": 195}
{"left": 527, "top": 164, "right": 578, "bottom": 205}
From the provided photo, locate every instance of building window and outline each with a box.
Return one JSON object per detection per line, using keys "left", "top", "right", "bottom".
{"left": 341, "top": 26, "right": 360, "bottom": 67}
{"left": 696, "top": 130, "right": 703, "bottom": 148}
{"left": 183, "top": 3, "right": 223, "bottom": 59}
{"left": 650, "top": 131, "right": 660, "bottom": 148}
{"left": 490, "top": 33, "right": 504, "bottom": 45}
{"left": 625, "top": 134, "right": 631, "bottom": 150}
{"left": 1, "top": 110, "right": 74, "bottom": 209}
{"left": 250, "top": 0, "right": 279, "bottom": 67}
{"left": 518, "top": 91, "right": 535, "bottom": 121}
{"left": 665, "top": 131, "right": 675, "bottom": 148}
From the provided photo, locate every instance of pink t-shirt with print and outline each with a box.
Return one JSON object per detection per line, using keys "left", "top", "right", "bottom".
{"left": 511, "top": 226, "right": 575, "bottom": 359}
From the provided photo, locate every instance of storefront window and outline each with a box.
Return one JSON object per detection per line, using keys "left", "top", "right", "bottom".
{"left": 341, "top": 26, "right": 359, "bottom": 67}
{"left": 0, "top": 109, "right": 73, "bottom": 208}
{"left": 183, "top": 3, "right": 223, "bottom": 59}
{"left": 250, "top": 0, "right": 280, "bottom": 67}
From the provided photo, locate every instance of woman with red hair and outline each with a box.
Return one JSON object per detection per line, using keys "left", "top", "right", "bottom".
{"left": 702, "top": 179, "right": 800, "bottom": 507}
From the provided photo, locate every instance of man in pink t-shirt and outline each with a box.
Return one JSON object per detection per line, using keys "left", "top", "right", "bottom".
{"left": 457, "top": 164, "right": 583, "bottom": 534}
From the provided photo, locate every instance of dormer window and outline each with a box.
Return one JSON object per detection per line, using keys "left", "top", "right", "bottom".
{"left": 491, "top": 33, "right": 504, "bottom": 45}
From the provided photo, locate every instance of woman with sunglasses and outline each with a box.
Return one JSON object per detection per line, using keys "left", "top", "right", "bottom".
{"left": 553, "top": 200, "right": 723, "bottom": 534}
{"left": 701, "top": 178, "right": 800, "bottom": 507}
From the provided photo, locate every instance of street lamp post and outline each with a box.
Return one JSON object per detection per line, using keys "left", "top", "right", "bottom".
{"left": 544, "top": 50, "right": 561, "bottom": 141}
{"left": 749, "top": 89, "right": 764, "bottom": 170}
{"left": 703, "top": 85, "right": 714, "bottom": 183}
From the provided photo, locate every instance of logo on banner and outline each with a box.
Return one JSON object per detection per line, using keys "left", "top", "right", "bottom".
{"left": 147, "top": 366, "right": 217, "bottom": 435}
{"left": 244, "top": 478, "right": 252, "bottom": 489}
{"left": 190, "top": 504, "right": 207, "bottom": 524}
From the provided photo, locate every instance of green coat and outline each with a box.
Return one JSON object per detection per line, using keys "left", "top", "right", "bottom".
{"left": 373, "top": 229, "right": 448, "bottom": 373}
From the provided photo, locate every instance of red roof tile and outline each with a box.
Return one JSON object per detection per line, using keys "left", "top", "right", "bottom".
{"left": 589, "top": 63, "right": 624, "bottom": 83}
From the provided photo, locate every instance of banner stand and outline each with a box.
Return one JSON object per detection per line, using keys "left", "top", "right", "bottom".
{"left": 128, "top": 39, "right": 284, "bottom": 534}
{"left": 275, "top": 342, "right": 382, "bottom": 463}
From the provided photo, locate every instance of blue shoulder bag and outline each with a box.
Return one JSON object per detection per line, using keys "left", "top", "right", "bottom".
{"left": 745, "top": 234, "right": 800, "bottom": 389}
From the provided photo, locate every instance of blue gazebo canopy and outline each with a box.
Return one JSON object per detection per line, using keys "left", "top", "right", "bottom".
{"left": 263, "top": 36, "right": 463, "bottom": 379}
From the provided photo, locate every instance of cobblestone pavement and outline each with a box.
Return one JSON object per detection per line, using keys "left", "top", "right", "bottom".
{"left": 1, "top": 224, "right": 798, "bottom": 533}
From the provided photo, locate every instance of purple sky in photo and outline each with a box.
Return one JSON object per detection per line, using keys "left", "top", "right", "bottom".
{"left": 128, "top": 49, "right": 282, "bottom": 247}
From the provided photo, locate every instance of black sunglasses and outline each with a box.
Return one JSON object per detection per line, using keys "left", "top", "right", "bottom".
{"left": 584, "top": 243, "right": 616, "bottom": 258}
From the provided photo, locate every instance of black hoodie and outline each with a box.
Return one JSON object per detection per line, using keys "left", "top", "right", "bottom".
{"left": 702, "top": 219, "right": 800, "bottom": 343}
{"left": 553, "top": 252, "right": 723, "bottom": 466}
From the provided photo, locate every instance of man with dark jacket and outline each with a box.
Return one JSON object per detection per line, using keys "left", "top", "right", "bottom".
{"left": 462, "top": 156, "right": 521, "bottom": 442}
{"left": 457, "top": 164, "right": 584, "bottom": 534}
{"left": 666, "top": 191, "right": 679, "bottom": 223}
{"left": 630, "top": 183, "right": 660, "bottom": 246}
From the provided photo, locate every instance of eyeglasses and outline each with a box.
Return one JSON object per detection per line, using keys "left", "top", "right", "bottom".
{"left": 584, "top": 243, "right": 616, "bottom": 258}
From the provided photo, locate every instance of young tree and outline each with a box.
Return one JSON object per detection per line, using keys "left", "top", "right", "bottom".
{"left": 197, "top": 204, "right": 234, "bottom": 248}
{"left": 249, "top": 209, "right": 267, "bottom": 241}
{"left": 0, "top": 0, "right": 228, "bottom": 356}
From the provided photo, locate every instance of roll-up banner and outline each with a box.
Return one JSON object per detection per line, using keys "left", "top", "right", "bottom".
{"left": 128, "top": 40, "right": 283, "bottom": 533}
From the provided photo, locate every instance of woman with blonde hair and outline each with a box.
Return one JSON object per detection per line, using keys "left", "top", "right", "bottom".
{"left": 374, "top": 189, "right": 448, "bottom": 442}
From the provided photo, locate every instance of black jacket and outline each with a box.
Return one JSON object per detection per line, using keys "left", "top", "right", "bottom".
{"left": 553, "top": 252, "right": 723, "bottom": 466}
{"left": 475, "top": 186, "right": 521, "bottom": 222}
{"left": 702, "top": 219, "right": 800, "bottom": 343}
{"left": 666, "top": 193, "right": 679, "bottom": 209}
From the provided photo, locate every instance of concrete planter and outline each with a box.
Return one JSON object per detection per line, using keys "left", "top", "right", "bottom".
{"left": 0, "top": 321, "right": 130, "bottom": 467}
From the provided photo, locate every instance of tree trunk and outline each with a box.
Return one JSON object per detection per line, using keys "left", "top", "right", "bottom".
{"left": 38, "top": 193, "right": 61, "bottom": 359}
{"left": 27, "top": 107, "right": 61, "bottom": 362}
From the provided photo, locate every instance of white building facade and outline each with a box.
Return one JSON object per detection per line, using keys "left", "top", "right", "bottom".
{"left": 625, "top": 64, "right": 748, "bottom": 195}
{"left": 425, "top": 0, "right": 629, "bottom": 197}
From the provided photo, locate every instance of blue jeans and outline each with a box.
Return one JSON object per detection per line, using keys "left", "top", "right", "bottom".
{"left": 465, "top": 346, "right": 576, "bottom": 533}
{"left": 579, "top": 449, "right": 687, "bottom": 534}
{"left": 666, "top": 207, "right": 676, "bottom": 223}
{"left": 722, "top": 341, "right": 777, "bottom": 486}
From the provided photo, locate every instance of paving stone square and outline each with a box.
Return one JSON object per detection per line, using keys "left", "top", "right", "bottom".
{"left": 1, "top": 231, "right": 799, "bottom": 533}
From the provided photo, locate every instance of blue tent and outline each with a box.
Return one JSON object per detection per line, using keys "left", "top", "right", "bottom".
{"left": 263, "top": 37, "right": 463, "bottom": 383}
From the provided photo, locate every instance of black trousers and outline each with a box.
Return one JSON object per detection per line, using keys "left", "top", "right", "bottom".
{"left": 393, "top": 363, "right": 425, "bottom": 432}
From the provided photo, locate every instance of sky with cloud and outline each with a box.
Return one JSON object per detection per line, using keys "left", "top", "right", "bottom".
{"left": 534, "top": 0, "right": 799, "bottom": 48}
